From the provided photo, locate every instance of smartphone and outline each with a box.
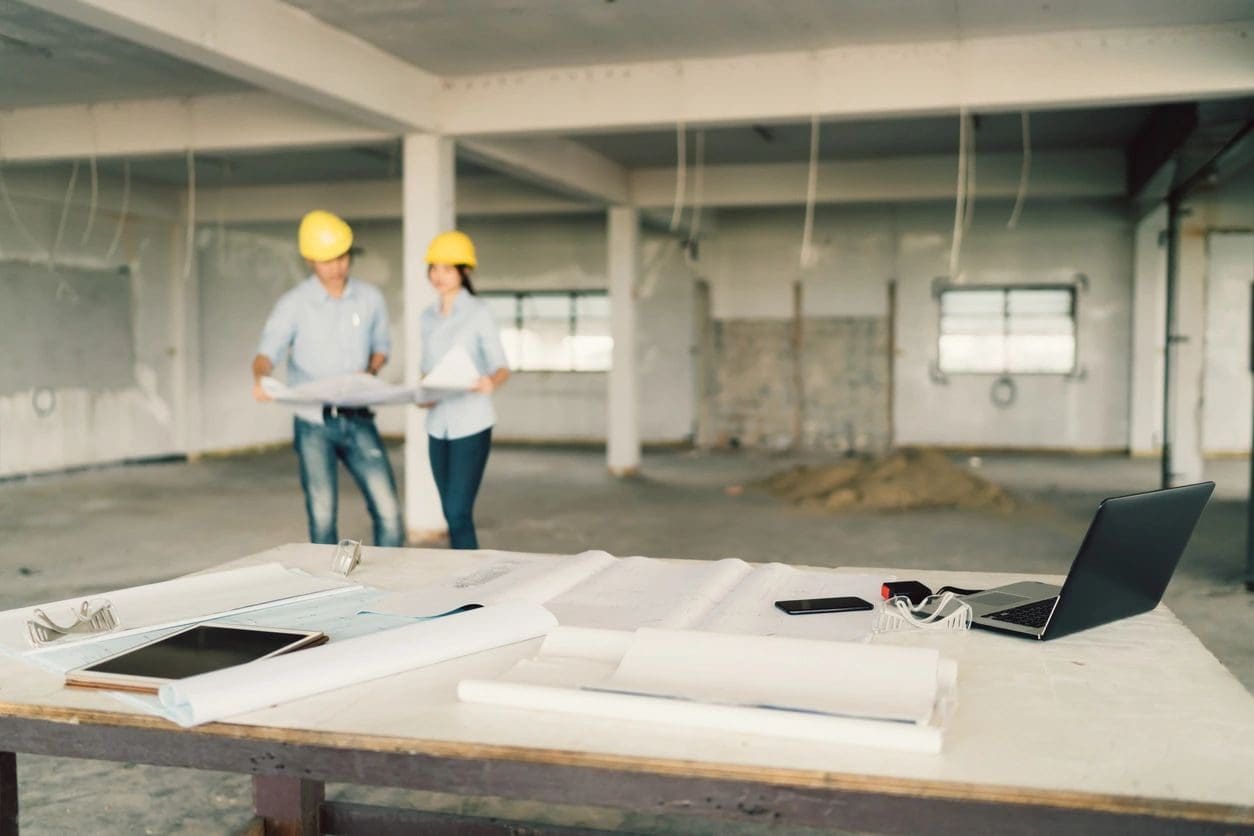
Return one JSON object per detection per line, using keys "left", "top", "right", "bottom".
{"left": 774, "top": 596, "right": 875, "bottom": 615}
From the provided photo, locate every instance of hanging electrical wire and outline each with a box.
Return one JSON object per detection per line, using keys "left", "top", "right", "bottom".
{"left": 49, "top": 159, "right": 80, "bottom": 267}
{"left": 799, "top": 114, "right": 820, "bottom": 270}
{"left": 1007, "top": 111, "right": 1031, "bottom": 229}
{"left": 669, "top": 121, "right": 687, "bottom": 231}
{"left": 103, "top": 160, "right": 131, "bottom": 263}
{"left": 963, "top": 113, "right": 976, "bottom": 233}
{"left": 688, "top": 129, "right": 706, "bottom": 251}
{"left": 79, "top": 152, "right": 99, "bottom": 246}
{"left": 947, "top": 108, "right": 969, "bottom": 280}
{"left": 182, "top": 148, "right": 196, "bottom": 280}
{"left": 80, "top": 107, "right": 100, "bottom": 246}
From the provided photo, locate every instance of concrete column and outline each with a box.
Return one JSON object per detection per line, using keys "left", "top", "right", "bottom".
{"left": 607, "top": 206, "right": 641, "bottom": 476}
{"left": 402, "top": 134, "right": 454, "bottom": 541}
{"left": 1129, "top": 204, "right": 1167, "bottom": 456}
{"left": 1167, "top": 216, "right": 1207, "bottom": 485}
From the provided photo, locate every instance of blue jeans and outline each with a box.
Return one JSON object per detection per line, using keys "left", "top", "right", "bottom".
{"left": 293, "top": 412, "right": 404, "bottom": 547}
{"left": 428, "top": 428, "right": 492, "bottom": 549}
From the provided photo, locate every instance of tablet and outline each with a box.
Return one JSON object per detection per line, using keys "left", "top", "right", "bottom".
{"left": 65, "top": 623, "right": 326, "bottom": 694}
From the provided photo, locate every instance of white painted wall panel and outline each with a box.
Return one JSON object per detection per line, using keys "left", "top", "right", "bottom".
{"left": 892, "top": 201, "right": 1132, "bottom": 450}
{"left": 1202, "top": 233, "right": 1254, "bottom": 454}
{"left": 0, "top": 172, "right": 181, "bottom": 478}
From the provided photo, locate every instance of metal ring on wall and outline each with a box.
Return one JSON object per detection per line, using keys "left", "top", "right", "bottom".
{"left": 32, "top": 387, "right": 56, "bottom": 418}
{"left": 990, "top": 375, "right": 1016, "bottom": 409}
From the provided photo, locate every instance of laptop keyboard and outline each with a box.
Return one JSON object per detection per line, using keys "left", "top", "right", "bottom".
{"left": 984, "top": 598, "right": 1057, "bottom": 629}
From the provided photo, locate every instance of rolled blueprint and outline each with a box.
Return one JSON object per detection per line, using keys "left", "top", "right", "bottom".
{"left": 458, "top": 679, "right": 943, "bottom": 754}
{"left": 158, "top": 602, "right": 556, "bottom": 726}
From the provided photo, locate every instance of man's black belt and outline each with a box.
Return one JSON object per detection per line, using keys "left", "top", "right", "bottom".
{"left": 322, "top": 405, "right": 373, "bottom": 420}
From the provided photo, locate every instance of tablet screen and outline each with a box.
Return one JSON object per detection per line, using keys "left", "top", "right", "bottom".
{"left": 81, "top": 624, "right": 312, "bottom": 680}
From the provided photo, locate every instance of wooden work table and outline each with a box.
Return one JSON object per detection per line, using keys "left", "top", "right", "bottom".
{"left": 1, "top": 544, "right": 1252, "bottom": 835}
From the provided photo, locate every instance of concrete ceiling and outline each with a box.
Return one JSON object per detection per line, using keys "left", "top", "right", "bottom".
{"left": 79, "top": 143, "right": 493, "bottom": 187}
{"left": 284, "top": 0, "right": 1254, "bottom": 75}
{"left": 0, "top": 0, "right": 249, "bottom": 108}
{"left": 576, "top": 106, "right": 1158, "bottom": 168}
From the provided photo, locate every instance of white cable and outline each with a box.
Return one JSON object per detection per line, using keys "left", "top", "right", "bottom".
{"left": 948, "top": 108, "right": 969, "bottom": 280}
{"left": 1007, "top": 111, "right": 1031, "bottom": 230}
{"left": 49, "top": 159, "right": 80, "bottom": 267}
{"left": 104, "top": 160, "right": 131, "bottom": 262}
{"left": 963, "top": 112, "right": 976, "bottom": 232}
{"left": 183, "top": 148, "right": 196, "bottom": 280}
{"left": 800, "top": 114, "right": 820, "bottom": 270}
{"left": 688, "top": 129, "right": 705, "bottom": 246}
{"left": 669, "top": 122, "right": 687, "bottom": 232}
{"left": 80, "top": 107, "right": 100, "bottom": 246}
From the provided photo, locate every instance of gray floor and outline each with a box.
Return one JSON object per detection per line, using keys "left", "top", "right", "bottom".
{"left": 2, "top": 445, "right": 1251, "bottom": 834}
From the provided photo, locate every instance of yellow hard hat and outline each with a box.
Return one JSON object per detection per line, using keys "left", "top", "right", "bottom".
{"left": 425, "top": 230, "right": 477, "bottom": 268}
{"left": 298, "top": 210, "right": 353, "bottom": 261}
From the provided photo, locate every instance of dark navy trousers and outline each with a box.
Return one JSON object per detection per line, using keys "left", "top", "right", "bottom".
{"left": 428, "top": 427, "right": 492, "bottom": 549}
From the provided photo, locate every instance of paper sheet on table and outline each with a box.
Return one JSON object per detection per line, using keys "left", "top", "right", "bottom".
{"left": 694, "top": 564, "right": 887, "bottom": 641}
{"left": 142, "top": 602, "right": 556, "bottom": 727}
{"left": 0, "top": 563, "right": 358, "bottom": 657}
{"left": 371, "top": 550, "right": 616, "bottom": 617}
{"left": 459, "top": 625, "right": 956, "bottom": 753}
{"left": 29, "top": 587, "right": 412, "bottom": 674}
{"left": 545, "top": 557, "right": 753, "bottom": 631}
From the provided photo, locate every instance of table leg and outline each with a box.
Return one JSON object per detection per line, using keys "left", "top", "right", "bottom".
{"left": 252, "top": 774, "right": 323, "bottom": 836}
{"left": 0, "top": 751, "right": 16, "bottom": 836}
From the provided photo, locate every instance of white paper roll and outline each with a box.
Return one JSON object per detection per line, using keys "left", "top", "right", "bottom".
{"left": 158, "top": 603, "right": 557, "bottom": 726}
{"left": 458, "top": 678, "right": 943, "bottom": 754}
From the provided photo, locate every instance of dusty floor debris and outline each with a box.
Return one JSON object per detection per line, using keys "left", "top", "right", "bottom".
{"left": 758, "top": 448, "right": 1016, "bottom": 512}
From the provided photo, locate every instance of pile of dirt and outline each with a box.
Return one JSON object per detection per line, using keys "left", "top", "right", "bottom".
{"left": 758, "top": 448, "right": 1015, "bottom": 513}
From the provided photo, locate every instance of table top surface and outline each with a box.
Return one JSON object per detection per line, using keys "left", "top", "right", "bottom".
{"left": 1, "top": 544, "right": 1252, "bottom": 820}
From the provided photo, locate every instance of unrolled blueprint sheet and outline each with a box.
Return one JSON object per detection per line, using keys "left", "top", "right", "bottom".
{"left": 375, "top": 552, "right": 888, "bottom": 641}
{"left": 28, "top": 588, "right": 414, "bottom": 675}
{"left": 261, "top": 348, "right": 478, "bottom": 408}
{"left": 372, "top": 550, "right": 617, "bottom": 617}
{"left": 0, "top": 563, "right": 358, "bottom": 658}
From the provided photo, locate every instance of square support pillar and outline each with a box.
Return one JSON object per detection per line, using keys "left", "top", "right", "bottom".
{"left": 403, "top": 134, "right": 455, "bottom": 540}
{"left": 607, "top": 206, "right": 641, "bottom": 476}
{"left": 1165, "top": 217, "right": 1207, "bottom": 485}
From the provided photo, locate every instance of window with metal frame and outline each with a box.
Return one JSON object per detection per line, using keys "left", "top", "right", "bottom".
{"left": 480, "top": 290, "right": 613, "bottom": 372}
{"left": 938, "top": 285, "right": 1077, "bottom": 374}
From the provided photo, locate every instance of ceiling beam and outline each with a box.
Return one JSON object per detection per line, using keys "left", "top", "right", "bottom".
{"left": 0, "top": 93, "right": 390, "bottom": 163}
{"left": 24, "top": 0, "right": 439, "bottom": 132}
{"left": 439, "top": 22, "right": 1254, "bottom": 136}
{"left": 629, "top": 150, "right": 1125, "bottom": 209}
{"left": 458, "top": 137, "right": 630, "bottom": 205}
{"left": 193, "top": 176, "right": 597, "bottom": 223}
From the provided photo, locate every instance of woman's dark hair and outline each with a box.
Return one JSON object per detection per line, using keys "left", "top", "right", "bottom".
{"left": 456, "top": 264, "right": 476, "bottom": 295}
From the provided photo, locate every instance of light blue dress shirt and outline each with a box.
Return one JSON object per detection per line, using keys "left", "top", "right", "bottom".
{"left": 421, "top": 288, "right": 509, "bottom": 440}
{"left": 257, "top": 276, "right": 391, "bottom": 422}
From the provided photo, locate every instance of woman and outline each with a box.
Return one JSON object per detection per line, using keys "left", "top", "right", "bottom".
{"left": 420, "top": 230, "right": 510, "bottom": 549}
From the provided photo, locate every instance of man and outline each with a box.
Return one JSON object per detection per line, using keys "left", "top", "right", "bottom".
{"left": 251, "top": 210, "right": 404, "bottom": 547}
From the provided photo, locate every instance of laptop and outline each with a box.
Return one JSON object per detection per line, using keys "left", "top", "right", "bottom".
{"left": 960, "top": 481, "right": 1214, "bottom": 640}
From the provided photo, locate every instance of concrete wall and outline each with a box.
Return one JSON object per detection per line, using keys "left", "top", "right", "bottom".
{"left": 698, "top": 201, "right": 1132, "bottom": 452}
{"left": 894, "top": 200, "right": 1133, "bottom": 451}
{"left": 196, "top": 214, "right": 696, "bottom": 451}
{"left": 0, "top": 168, "right": 184, "bottom": 478}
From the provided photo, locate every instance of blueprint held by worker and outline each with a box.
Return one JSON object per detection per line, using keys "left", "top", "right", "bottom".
{"left": 262, "top": 347, "right": 480, "bottom": 407}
